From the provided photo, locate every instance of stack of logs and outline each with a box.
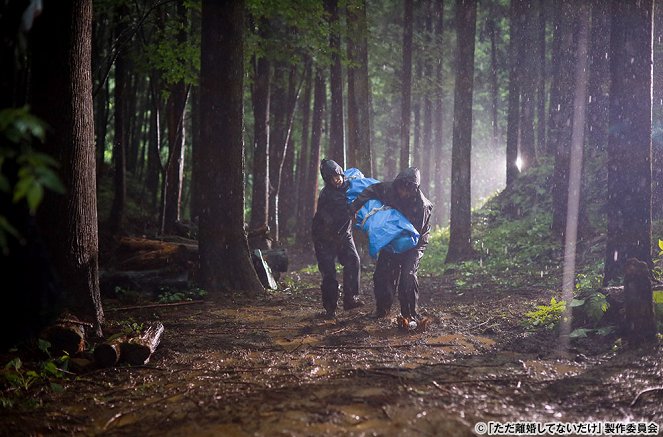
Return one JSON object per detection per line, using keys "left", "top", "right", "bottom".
{"left": 101, "top": 236, "right": 288, "bottom": 292}
{"left": 40, "top": 316, "right": 165, "bottom": 369}
{"left": 94, "top": 322, "right": 165, "bottom": 367}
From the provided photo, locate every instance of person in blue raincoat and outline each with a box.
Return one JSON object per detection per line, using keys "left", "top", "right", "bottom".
{"left": 311, "top": 159, "right": 365, "bottom": 319}
{"left": 350, "top": 168, "right": 432, "bottom": 320}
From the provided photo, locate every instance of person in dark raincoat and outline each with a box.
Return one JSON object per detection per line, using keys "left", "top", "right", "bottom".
{"left": 312, "top": 159, "right": 364, "bottom": 319}
{"left": 350, "top": 167, "right": 433, "bottom": 320}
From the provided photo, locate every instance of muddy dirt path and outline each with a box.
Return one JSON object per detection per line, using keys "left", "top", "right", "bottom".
{"left": 2, "top": 256, "right": 662, "bottom": 436}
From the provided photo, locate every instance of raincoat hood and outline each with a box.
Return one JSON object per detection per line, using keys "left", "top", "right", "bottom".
{"left": 320, "top": 159, "right": 345, "bottom": 185}
{"left": 393, "top": 167, "right": 421, "bottom": 190}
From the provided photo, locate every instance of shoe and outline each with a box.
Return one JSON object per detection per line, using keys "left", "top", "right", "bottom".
{"left": 343, "top": 297, "right": 365, "bottom": 311}
{"left": 323, "top": 309, "right": 336, "bottom": 320}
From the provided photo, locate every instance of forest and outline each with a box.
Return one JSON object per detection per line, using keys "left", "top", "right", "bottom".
{"left": 0, "top": 0, "right": 662, "bottom": 435}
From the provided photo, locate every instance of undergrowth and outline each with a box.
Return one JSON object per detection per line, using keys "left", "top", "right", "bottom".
{"left": 419, "top": 156, "right": 662, "bottom": 337}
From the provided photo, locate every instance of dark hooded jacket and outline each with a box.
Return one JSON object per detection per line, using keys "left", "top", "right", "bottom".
{"left": 350, "top": 167, "right": 433, "bottom": 248}
{"left": 311, "top": 159, "right": 352, "bottom": 242}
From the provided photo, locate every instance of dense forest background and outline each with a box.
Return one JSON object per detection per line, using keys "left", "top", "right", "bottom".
{"left": 2, "top": 1, "right": 663, "bottom": 433}
{"left": 1, "top": 0, "right": 662, "bottom": 343}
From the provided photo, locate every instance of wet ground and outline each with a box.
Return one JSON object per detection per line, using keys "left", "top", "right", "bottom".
{"left": 1, "top": 253, "right": 662, "bottom": 436}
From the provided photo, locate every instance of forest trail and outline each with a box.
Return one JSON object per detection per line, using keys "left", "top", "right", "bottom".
{"left": 3, "top": 254, "right": 662, "bottom": 436}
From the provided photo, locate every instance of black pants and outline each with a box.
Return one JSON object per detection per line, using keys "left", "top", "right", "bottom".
{"left": 313, "top": 234, "right": 360, "bottom": 313}
{"left": 373, "top": 248, "right": 424, "bottom": 318}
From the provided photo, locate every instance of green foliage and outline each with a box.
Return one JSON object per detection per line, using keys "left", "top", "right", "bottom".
{"left": 569, "top": 326, "right": 615, "bottom": 339}
{"left": 523, "top": 297, "right": 566, "bottom": 331}
{"left": 298, "top": 264, "right": 319, "bottom": 274}
{"left": 654, "top": 291, "right": 663, "bottom": 332}
{"left": 1, "top": 341, "right": 70, "bottom": 409}
{"left": 571, "top": 292, "right": 608, "bottom": 325}
{"left": 156, "top": 287, "right": 206, "bottom": 304}
{"left": 120, "top": 318, "right": 144, "bottom": 336}
{"left": 568, "top": 269, "right": 609, "bottom": 327}
{"left": 653, "top": 239, "right": 663, "bottom": 282}
{"left": 0, "top": 107, "right": 64, "bottom": 254}
{"left": 246, "top": 0, "right": 329, "bottom": 67}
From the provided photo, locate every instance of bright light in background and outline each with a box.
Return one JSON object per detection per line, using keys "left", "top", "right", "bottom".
{"left": 515, "top": 156, "right": 523, "bottom": 172}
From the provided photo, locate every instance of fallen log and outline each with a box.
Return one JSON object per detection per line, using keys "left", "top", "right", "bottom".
{"left": 117, "top": 244, "right": 192, "bottom": 272}
{"left": 94, "top": 338, "right": 122, "bottom": 368}
{"left": 99, "top": 269, "right": 189, "bottom": 295}
{"left": 106, "top": 300, "right": 204, "bottom": 312}
{"left": 40, "top": 315, "right": 86, "bottom": 356}
{"left": 119, "top": 322, "right": 165, "bottom": 365}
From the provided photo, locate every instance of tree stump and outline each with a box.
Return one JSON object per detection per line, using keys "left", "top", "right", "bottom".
{"left": 623, "top": 258, "right": 657, "bottom": 345}
{"left": 119, "top": 322, "right": 164, "bottom": 365}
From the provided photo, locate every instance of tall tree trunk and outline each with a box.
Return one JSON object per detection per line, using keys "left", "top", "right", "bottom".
{"left": 560, "top": 3, "right": 590, "bottom": 328}
{"left": 603, "top": 0, "right": 653, "bottom": 284}
{"left": 126, "top": 70, "right": 140, "bottom": 174}
{"left": 653, "top": 0, "right": 663, "bottom": 219}
{"left": 198, "top": 0, "right": 263, "bottom": 293}
{"left": 433, "top": 0, "right": 447, "bottom": 227}
{"left": 487, "top": 4, "right": 500, "bottom": 154}
{"left": 421, "top": 0, "right": 433, "bottom": 195}
{"left": 546, "top": 3, "right": 562, "bottom": 157}
{"left": 161, "top": 82, "right": 187, "bottom": 234}
{"left": 31, "top": 0, "right": 104, "bottom": 334}
{"left": 269, "top": 65, "right": 300, "bottom": 243}
{"left": 306, "top": 68, "right": 326, "bottom": 234}
{"left": 551, "top": 0, "right": 577, "bottom": 237}
{"left": 327, "top": 0, "right": 345, "bottom": 166}
{"left": 400, "top": 0, "right": 414, "bottom": 169}
{"left": 279, "top": 66, "right": 301, "bottom": 239}
{"left": 587, "top": 0, "right": 610, "bottom": 158}
{"left": 249, "top": 54, "right": 271, "bottom": 248}
{"left": 412, "top": 60, "right": 421, "bottom": 170}
{"left": 109, "top": 5, "right": 129, "bottom": 235}
{"left": 146, "top": 79, "right": 163, "bottom": 211}
{"left": 268, "top": 64, "right": 287, "bottom": 242}
{"left": 446, "top": 0, "right": 477, "bottom": 264}
{"left": 189, "top": 85, "right": 201, "bottom": 220}
{"left": 295, "top": 60, "right": 313, "bottom": 247}
{"left": 383, "top": 116, "right": 399, "bottom": 180}
{"left": 346, "top": 0, "right": 372, "bottom": 175}
{"left": 506, "top": 0, "right": 522, "bottom": 186}
{"left": 94, "top": 77, "right": 110, "bottom": 181}
{"left": 161, "top": 1, "right": 188, "bottom": 234}
{"left": 519, "top": 0, "right": 537, "bottom": 171}
{"left": 536, "top": 0, "right": 547, "bottom": 155}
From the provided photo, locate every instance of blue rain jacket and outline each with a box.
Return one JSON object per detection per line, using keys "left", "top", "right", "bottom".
{"left": 344, "top": 168, "right": 420, "bottom": 258}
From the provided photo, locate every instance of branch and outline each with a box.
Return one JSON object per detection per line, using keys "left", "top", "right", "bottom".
{"left": 106, "top": 300, "right": 204, "bottom": 312}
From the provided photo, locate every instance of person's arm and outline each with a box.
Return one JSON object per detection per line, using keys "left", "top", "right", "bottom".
{"left": 417, "top": 205, "right": 433, "bottom": 250}
{"left": 349, "top": 182, "right": 388, "bottom": 214}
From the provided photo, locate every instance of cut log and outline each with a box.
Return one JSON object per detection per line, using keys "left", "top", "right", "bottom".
{"left": 114, "top": 236, "right": 197, "bottom": 272}
{"left": 99, "top": 269, "right": 189, "bottom": 295}
{"left": 119, "top": 322, "right": 164, "bottom": 365}
{"left": 623, "top": 258, "right": 657, "bottom": 344}
{"left": 94, "top": 337, "right": 123, "bottom": 368}
{"left": 40, "top": 315, "right": 86, "bottom": 356}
